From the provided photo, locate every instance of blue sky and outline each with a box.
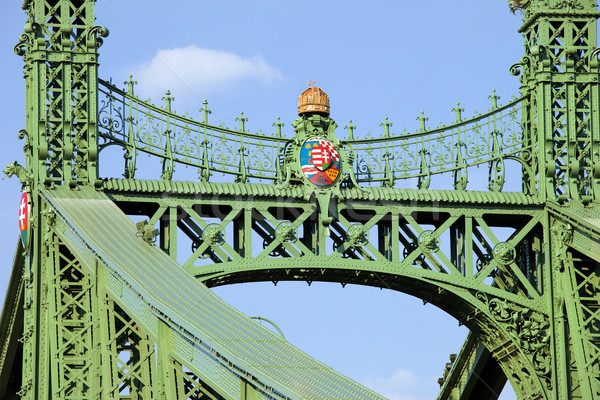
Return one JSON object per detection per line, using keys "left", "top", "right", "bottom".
{"left": 0, "top": 1, "right": 532, "bottom": 398}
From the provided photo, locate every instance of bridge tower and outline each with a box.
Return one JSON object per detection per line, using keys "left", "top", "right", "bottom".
{"left": 1, "top": 0, "right": 600, "bottom": 399}
{"left": 6, "top": 1, "right": 107, "bottom": 399}
{"left": 514, "top": 0, "right": 600, "bottom": 203}
{"left": 513, "top": 1, "right": 600, "bottom": 396}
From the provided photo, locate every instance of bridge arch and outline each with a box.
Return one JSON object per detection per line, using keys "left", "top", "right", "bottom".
{"left": 5, "top": 0, "right": 600, "bottom": 398}
{"left": 200, "top": 258, "right": 549, "bottom": 400}
{"left": 106, "top": 178, "right": 551, "bottom": 399}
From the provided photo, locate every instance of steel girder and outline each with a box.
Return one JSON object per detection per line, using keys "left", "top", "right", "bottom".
{"left": 11, "top": 202, "right": 231, "bottom": 400}
{"left": 436, "top": 332, "right": 507, "bottom": 400}
{"left": 0, "top": 241, "right": 25, "bottom": 399}
{"left": 4, "top": 183, "right": 599, "bottom": 399}
{"left": 106, "top": 186, "right": 552, "bottom": 399}
{"left": 4, "top": 0, "right": 600, "bottom": 398}
{"left": 29, "top": 185, "right": 387, "bottom": 399}
{"left": 106, "top": 186, "right": 600, "bottom": 399}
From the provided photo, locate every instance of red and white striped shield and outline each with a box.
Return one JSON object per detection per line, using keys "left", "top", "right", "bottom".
{"left": 19, "top": 191, "right": 29, "bottom": 247}
{"left": 312, "top": 140, "right": 340, "bottom": 171}
{"left": 311, "top": 144, "right": 332, "bottom": 171}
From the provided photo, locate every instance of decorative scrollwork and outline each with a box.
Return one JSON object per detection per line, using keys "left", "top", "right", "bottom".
{"left": 97, "top": 79, "right": 527, "bottom": 190}
{"left": 510, "top": 56, "right": 532, "bottom": 77}
{"left": 13, "top": 32, "right": 29, "bottom": 56}
{"left": 550, "top": 0, "right": 584, "bottom": 10}
{"left": 476, "top": 254, "right": 492, "bottom": 272}
{"left": 87, "top": 25, "right": 110, "bottom": 48}
{"left": 475, "top": 292, "right": 552, "bottom": 388}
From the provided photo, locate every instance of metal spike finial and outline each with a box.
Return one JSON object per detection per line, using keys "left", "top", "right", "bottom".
{"left": 452, "top": 102, "right": 464, "bottom": 122}
{"left": 200, "top": 99, "right": 211, "bottom": 124}
{"left": 380, "top": 117, "right": 393, "bottom": 138}
{"left": 162, "top": 90, "right": 174, "bottom": 112}
{"left": 417, "top": 111, "right": 429, "bottom": 132}
{"left": 489, "top": 90, "right": 500, "bottom": 110}
{"left": 236, "top": 112, "right": 248, "bottom": 132}
{"left": 125, "top": 75, "right": 137, "bottom": 96}
{"left": 272, "top": 117, "right": 284, "bottom": 138}
{"left": 344, "top": 120, "right": 357, "bottom": 140}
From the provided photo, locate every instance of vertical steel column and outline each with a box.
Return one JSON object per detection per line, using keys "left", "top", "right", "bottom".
{"left": 15, "top": 1, "right": 106, "bottom": 396}
{"left": 161, "top": 206, "right": 179, "bottom": 261}
{"left": 518, "top": 1, "right": 600, "bottom": 202}
{"left": 157, "top": 320, "right": 177, "bottom": 398}
{"left": 46, "top": 233, "right": 97, "bottom": 399}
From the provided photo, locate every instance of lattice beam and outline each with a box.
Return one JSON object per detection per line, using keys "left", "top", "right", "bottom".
{"left": 15, "top": 0, "right": 106, "bottom": 187}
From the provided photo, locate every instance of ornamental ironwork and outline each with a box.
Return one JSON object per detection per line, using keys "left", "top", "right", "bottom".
{"left": 493, "top": 242, "right": 516, "bottom": 265}
{"left": 97, "top": 79, "right": 528, "bottom": 192}
{"left": 418, "top": 230, "right": 440, "bottom": 253}
{"left": 347, "top": 224, "right": 369, "bottom": 247}
{"left": 275, "top": 221, "right": 297, "bottom": 243}
{"left": 203, "top": 224, "right": 225, "bottom": 246}
{"left": 5, "top": 1, "right": 600, "bottom": 399}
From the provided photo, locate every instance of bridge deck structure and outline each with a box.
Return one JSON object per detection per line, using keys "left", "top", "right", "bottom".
{"left": 2, "top": 0, "right": 600, "bottom": 399}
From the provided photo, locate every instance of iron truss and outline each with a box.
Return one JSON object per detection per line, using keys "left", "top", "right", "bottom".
{"left": 2, "top": 0, "right": 600, "bottom": 399}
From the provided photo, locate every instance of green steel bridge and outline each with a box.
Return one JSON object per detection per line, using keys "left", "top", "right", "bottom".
{"left": 1, "top": 0, "right": 600, "bottom": 398}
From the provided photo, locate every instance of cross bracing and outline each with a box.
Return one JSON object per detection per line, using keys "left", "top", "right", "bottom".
{"left": 102, "top": 180, "right": 550, "bottom": 398}
{"left": 38, "top": 185, "right": 387, "bottom": 399}
{"left": 2, "top": 0, "right": 600, "bottom": 398}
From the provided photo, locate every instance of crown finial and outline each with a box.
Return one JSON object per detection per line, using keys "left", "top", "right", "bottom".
{"left": 298, "top": 83, "right": 330, "bottom": 116}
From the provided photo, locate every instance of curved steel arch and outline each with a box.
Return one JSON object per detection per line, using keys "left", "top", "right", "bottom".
{"left": 203, "top": 262, "right": 551, "bottom": 399}
{"left": 207, "top": 261, "right": 551, "bottom": 398}
{"left": 199, "top": 213, "right": 551, "bottom": 400}
{"left": 106, "top": 181, "right": 551, "bottom": 399}
{"left": 5, "top": 0, "right": 600, "bottom": 399}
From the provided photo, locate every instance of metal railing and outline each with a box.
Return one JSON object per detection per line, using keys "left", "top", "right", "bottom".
{"left": 98, "top": 78, "right": 529, "bottom": 191}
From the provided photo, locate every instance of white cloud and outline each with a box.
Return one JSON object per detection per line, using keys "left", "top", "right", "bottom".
{"left": 363, "top": 369, "right": 419, "bottom": 400}
{"left": 132, "top": 45, "right": 283, "bottom": 101}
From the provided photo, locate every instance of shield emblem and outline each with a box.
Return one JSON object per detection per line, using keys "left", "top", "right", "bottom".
{"left": 19, "top": 191, "right": 30, "bottom": 248}
{"left": 299, "top": 137, "right": 341, "bottom": 187}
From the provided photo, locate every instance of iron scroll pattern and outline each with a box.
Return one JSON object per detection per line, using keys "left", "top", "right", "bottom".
{"left": 475, "top": 292, "right": 552, "bottom": 390}
{"left": 350, "top": 99, "right": 527, "bottom": 190}
{"left": 97, "top": 78, "right": 285, "bottom": 183}
{"left": 98, "top": 79, "right": 529, "bottom": 190}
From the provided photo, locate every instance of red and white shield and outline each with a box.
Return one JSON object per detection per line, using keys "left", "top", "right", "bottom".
{"left": 19, "top": 191, "right": 30, "bottom": 247}
{"left": 311, "top": 140, "right": 339, "bottom": 172}
{"left": 311, "top": 145, "right": 331, "bottom": 171}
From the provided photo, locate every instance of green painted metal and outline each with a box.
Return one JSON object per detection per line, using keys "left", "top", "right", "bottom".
{"left": 0, "top": 240, "right": 25, "bottom": 398}
{"left": 101, "top": 178, "right": 540, "bottom": 205}
{"left": 105, "top": 181, "right": 553, "bottom": 399}
{"left": 437, "top": 332, "right": 507, "bottom": 400}
{"left": 511, "top": 0, "right": 600, "bottom": 203}
{"left": 41, "top": 185, "right": 386, "bottom": 400}
{"left": 97, "top": 78, "right": 527, "bottom": 191}
{"left": 2, "top": 0, "right": 600, "bottom": 399}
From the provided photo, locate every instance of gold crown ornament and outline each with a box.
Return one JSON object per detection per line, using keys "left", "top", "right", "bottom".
{"left": 298, "top": 81, "right": 330, "bottom": 116}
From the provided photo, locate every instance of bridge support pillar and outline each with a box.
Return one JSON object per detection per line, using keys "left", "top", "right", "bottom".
{"left": 513, "top": 0, "right": 600, "bottom": 202}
